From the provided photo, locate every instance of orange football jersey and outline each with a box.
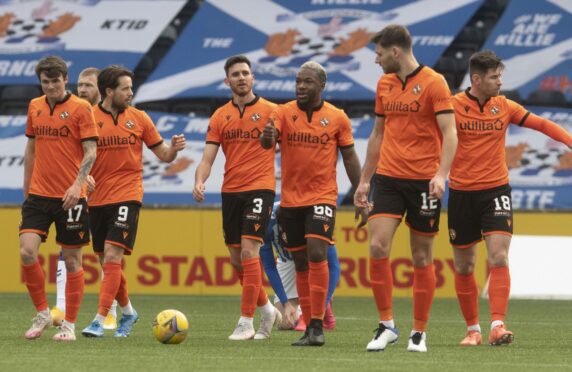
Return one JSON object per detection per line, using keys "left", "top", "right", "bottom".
{"left": 375, "top": 65, "right": 453, "bottom": 179}
{"left": 272, "top": 100, "right": 354, "bottom": 207}
{"left": 88, "top": 104, "right": 163, "bottom": 205}
{"left": 25, "top": 93, "right": 98, "bottom": 198}
{"left": 450, "top": 90, "right": 528, "bottom": 191}
{"left": 206, "top": 96, "right": 277, "bottom": 193}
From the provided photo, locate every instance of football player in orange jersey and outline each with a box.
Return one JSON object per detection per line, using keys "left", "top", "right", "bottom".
{"left": 448, "top": 50, "right": 572, "bottom": 347}
{"left": 261, "top": 61, "right": 367, "bottom": 346}
{"left": 354, "top": 25, "right": 458, "bottom": 352}
{"left": 80, "top": 65, "right": 186, "bottom": 338}
{"left": 20, "top": 55, "right": 98, "bottom": 341}
{"left": 194, "top": 55, "right": 282, "bottom": 341}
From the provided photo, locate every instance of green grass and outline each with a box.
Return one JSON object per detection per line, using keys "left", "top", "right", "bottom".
{"left": 1, "top": 294, "right": 571, "bottom": 371}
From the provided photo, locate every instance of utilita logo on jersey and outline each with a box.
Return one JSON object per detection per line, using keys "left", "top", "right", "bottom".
{"left": 33, "top": 125, "right": 70, "bottom": 138}
{"left": 458, "top": 119, "right": 504, "bottom": 135}
{"left": 223, "top": 128, "right": 262, "bottom": 142}
{"left": 287, "top": 131, "right": 330, "bottom": 146}
{"left": 97, "top": 133, "right": 137, "bottom": 147}
{"left": 383, "top": 100, "right": 420, "bottom": 113}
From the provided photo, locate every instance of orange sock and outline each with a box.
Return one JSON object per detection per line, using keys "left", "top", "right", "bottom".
{"left": 309, "top": 260, "right": 329, "bottom": 320}
{"left": 22, "top": 261, "right": 48, "bottom": 312}
{"left": 65, "top": 269, "right": 84, "bottom": 323}
{"left": 98, "top": 262, "right": 122, "bottom": 316}
{"left": 257, "top": 258, "right": 269, "bottom": 306}
{"left": 455, "top": 271, "right": 479, "bottom": 326}
{"left": 240, "top": 258, "right": 261, "bottom": 318}
{"left": 296, "top": 269, "right": 311, "bottom": 325}
{"left": 115, "top": 270, "right": 129, "bottom": 307}
{"left": 489, "top": 266, "right": 510, "bottom": 322}
{"left": 413, "top": 264, "right": 436, "bottom": 331}
{"left": 370, "top": 257, "right": 393, "bottom": 321}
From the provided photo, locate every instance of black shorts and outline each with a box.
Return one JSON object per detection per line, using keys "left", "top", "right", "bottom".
{"left": 89, "top": 202, "right": 141, "bottom": 255}
{"left": 278, "top": 204, "right": 336, "bottom": 250}
{"left": 221, "top": 190, "right": 275, "bottom": 247}
{"left": 447, "top": 184, "right": 513, "bottom": 247}
{"left": 19, "top": 195, "right": 90, "bottom": 247}
{"left": 369, "top": 175, "right": 440, "bottom": 234}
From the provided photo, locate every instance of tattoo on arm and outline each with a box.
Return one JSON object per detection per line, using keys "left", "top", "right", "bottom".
{"left": 77, "top": 140, "right": 97, "bottom": 183}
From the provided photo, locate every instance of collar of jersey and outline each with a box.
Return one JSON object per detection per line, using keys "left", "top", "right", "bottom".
{"left": 44, "top": 91, "right": 72, "bottom": 108}
{"left": 464, "top": 87, "right": 491, "bottom": 112}
{"left": 395, "top": 64, "right": 424, "bottom": 89}
{"left": 231, "top": 94, "right": 260, "bottom": 109}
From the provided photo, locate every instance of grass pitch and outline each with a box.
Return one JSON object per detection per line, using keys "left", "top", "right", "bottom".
{"left": 1, "top": 294, "right": 571, "bottom": 371}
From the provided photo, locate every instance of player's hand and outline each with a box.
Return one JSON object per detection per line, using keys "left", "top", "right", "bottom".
{"left": 261, "top": 120, "right": 276, "bottom": 149}
{"left": 353, "top": 181, "right": 372, "bottom": 209}
{"left": 429, "top": 174, "right": 446, "bottom": 200}
{"left": 282, "top": 302, "right": 298, "bottom": 329}
{"left": 192, "top": 182, "right": 206, "bottom": 202}
{"left": 354, "top": 206, "right": 368, "bottom": 228}
{"left": 62, "top": 181, "right": 81, "bottom": 211}
{"left": 86, "top": 175, "right": 96, "bottom": 193}
{"left": 171, "top": 134, "right": 186, "bottom": 152}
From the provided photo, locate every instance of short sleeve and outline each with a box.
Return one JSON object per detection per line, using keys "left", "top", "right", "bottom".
{"left": 337, "top": 110, "right": 354, "bottom": 148}
{"left": 506, "top": 98, "right": 529, "bottom": 126}
{"left": 77, "top": 102, "right": 99, "bottom": 140}
{"left": 141, "top": 111, "right": 163, "bottom": 148}
{"left": 25, "top": 102, "right": 34, "bottom": 138}
{"left": 374, "top": 77, "right": 385, "bottom": 117}
{"left": 428, "top": 74, "right": 454, "bottom": 114}
{"left": 206, "top": 111, "right": 222, "bottom": 145}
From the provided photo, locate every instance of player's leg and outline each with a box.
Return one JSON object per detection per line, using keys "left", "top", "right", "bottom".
{"left": 485, "top": 234, "right": 513, "bottom": 345}
{"left": 449, "top": 188, "right": 483, "bottom": 346}
{"left": 54, "top": 246, "right": 85, "bottom": 341}
{"left": 323, "top": 245, "right": 340, "bottom": 331}
{"left": 481, "top": 185, "right": 514, "bottom": 345}
{"left": 367, "top": 175, "right": 403, "bottom": 351}
{"left": 20, "top": 233, "right": 51, "bottom": 339}
{"left": 96, "top": 254, "right": 118, "bottom": 330}
{"left": 404, "top": 179, "right": 441, "bottom": 353}
{"left": 51, "top": 248, "right": 67, "bottom": 326}
{"left": 20, "top": 196, "right": 52, "bottom": 339}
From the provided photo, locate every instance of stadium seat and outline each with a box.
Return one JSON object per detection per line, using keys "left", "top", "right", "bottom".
{"left": 172, "top": 102, "right": 212, "bottom": 117}
{"left": 500, "top": 90, "right": 523, "bottom": 104}
{"left": 346, "top": 103, "right": 373, "bottom": 118}
{"left": 0, "top": 101, "right": 29, "bottom": 115}
{"left": 135, "top": 101, "right": 171, "bottom": 113}
{"left": 434, "top": 56, "right": 459, "bottom": 75}
{"left": 0, "top": 85, "right": 42, "bottom": 101}
{"left": 160, "top": 25, "right": 178, "bottom": 43}
{"left": 526, "top": 90, "right": 568, "bottom": 107}
{"left": 455, "top": 26, "right": 485, "bottom": 49}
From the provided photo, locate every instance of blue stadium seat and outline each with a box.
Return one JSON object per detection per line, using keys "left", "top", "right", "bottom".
{"left": 0, "top": 85, "right": 42, "bottom": 101}
{"left": 0, "top": 101, "right": 29, "bottom": 115}
{"left": 526, "top": 90, "right": 568, "bottom": 107}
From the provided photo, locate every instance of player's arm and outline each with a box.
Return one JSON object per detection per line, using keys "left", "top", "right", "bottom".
{"left": 62, "top": 139, "right": 97, "bottom": 210}
{"left": 150, "top": 134, "right": 186, "bottom": 163}
{"left": 521, "top": 113, "right": 572, "bottom": 147}
{"left": 23, "top": 138, "right": 35, "bottom": 199}
{"left": 340, "top": 145, "right": 368, "bottom": 228}
{"left": 430, "top": 112, "right": 457, "bottom": 200}
{"left": 192, "top": 143, "right": 219, "bottom": 202}
{"left": 354, "top": 116, "right": 384, "bottom": 209}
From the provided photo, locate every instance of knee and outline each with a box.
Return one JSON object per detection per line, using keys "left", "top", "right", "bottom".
{"left": 370, "top": 238, "right": 391, "bottom": 259}
{"left": 19, "top": 244, "right": 37, "bottom": 265}
{"left": 489, "top": 251, "right": 509, "bottom": 267}
{"left": 230, "top": 257, "right": 242, "bottom": 272}
{"left": 240, "top": 249, "right": 257, "bottom": 261}
{"left": 411, "top": 249, "right": 431, "bottom": 267}
{"left": 454, "top": 260, "right": 475, "bottom": 275}
{"left": 307, "top": 248, "right": 327, "bottom": 263}
{"left": 63, "top": 253, "right": 82, "bottom": 272}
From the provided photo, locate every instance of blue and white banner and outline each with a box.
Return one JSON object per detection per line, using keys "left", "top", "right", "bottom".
{"left": 0, "top": 0, "right": 185, "bottom": 84}
{"left": 134, "top": 0, "right": 483, "bottom": 103}
{"left": 2, "top": 105, "right": 571, "bottom": 209}
{"left": 460, "top": 0, "right": 572, "bottom": 100}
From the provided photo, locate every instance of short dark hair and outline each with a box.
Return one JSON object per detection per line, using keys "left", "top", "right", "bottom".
{"left": 224, "top": 55, "right": 251, "bottom": 76}
{"left": 35, "top": 55, "right": 68, "bottom": 80}
{"left": 97, "top": 65, "right": 133, "bottom": 98}
{"left": 371, "top": 24, "right": 412, "bottom": 50}
{"left": 469, "top": 50, "right": 505, "bottom": 77}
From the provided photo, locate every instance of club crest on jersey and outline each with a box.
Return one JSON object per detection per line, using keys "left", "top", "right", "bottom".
{"left": 490, "top": 106, "right": 500, "bottom": 115}
{"left": 449, "top": 229, "right": 456, "bottom": 240}
{"left": 59, "top": 111, "right": 69, "bottom": 120}
{"left": 125, "top": 120, "right": 135, "bottom": 129}
{"left": 250, "top": 113, "right": 261, "bottom": 122}
{"left": 319, "top": 118, "right": 330, "bottom": 127}
{"left": 412, "top": 84, "right": 422, "bottom": 95}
